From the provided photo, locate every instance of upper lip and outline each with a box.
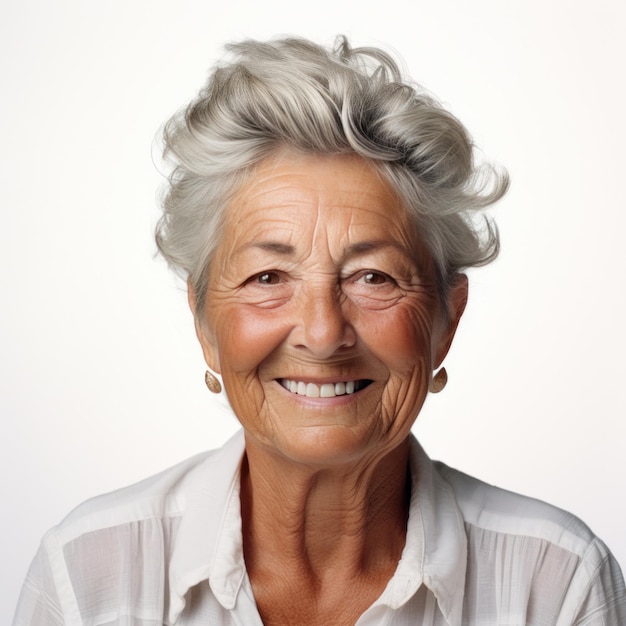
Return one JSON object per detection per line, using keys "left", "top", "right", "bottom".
{"left": 276, "top": 376, "right": 367, "bottom": 384}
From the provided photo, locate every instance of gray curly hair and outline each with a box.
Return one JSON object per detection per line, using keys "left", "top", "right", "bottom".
{"left": 155, "top": 35, "right": 508, "bottom": 315}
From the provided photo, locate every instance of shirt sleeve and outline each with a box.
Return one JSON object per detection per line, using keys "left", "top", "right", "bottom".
{"left": 12, "top": 545, "right": 65, "bottom": 626}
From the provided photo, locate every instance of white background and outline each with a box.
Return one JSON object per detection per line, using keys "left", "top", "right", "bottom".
{"left": 2, "top": 0, "right": 625, "bottom": 619}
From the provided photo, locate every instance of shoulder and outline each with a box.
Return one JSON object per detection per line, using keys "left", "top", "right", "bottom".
{"left": 434, "top": 462, "right": 626, "bottom": 622}
{"left": 44, "top": 430, "right": 245, "bottom": 549}
{"left": 435, "top": 461, "right": 597, "bottom": 558}
{"left": 14, "top": 431, "right": 246, "bottom": 625}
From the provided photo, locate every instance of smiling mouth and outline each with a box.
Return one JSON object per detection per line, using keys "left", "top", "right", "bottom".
{"left": 278, "top": 379, "right": 373, "bottom": 398}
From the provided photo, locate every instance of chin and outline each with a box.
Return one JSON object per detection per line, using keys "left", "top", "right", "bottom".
{"left": 251, "top": 423, "right": 404, "bottom": 470}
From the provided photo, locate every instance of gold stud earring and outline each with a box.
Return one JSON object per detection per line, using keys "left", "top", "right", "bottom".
{"left": 429, "top": 367, "right": 447, "bottom": 393}
{"left": 204, "top": 370, "right": 222, "bottom": 394}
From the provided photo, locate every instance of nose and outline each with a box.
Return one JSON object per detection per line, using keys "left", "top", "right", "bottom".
{"left": 291, "top": 281, "right": 356, "bottom": 358}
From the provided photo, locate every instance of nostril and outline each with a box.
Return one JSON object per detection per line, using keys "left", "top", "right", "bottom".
{"left": 299, "top": 308, "right": 356, "bottom": 356}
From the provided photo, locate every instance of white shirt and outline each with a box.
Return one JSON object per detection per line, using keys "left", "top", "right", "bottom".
{"left": 13, "top": 431, "right": 626, "bottom": 625}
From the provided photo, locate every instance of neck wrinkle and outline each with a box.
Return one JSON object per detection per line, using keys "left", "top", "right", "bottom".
{"left": 240, "top": 437, "right": 412, "bottom": 581}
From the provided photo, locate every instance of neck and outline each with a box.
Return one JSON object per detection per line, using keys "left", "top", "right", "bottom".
{"left": 241, "top": 435, "right": 412, "bottom": 581}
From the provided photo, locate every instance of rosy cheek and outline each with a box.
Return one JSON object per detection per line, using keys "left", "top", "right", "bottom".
{"left": 363, "top": 306, "right": 434, "bottom": 371}
{"left": 217, "top": 306, "right": 290, "bottom": 373}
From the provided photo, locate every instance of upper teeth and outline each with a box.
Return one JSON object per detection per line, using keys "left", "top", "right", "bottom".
{"left": 280, "top": 379, "right": 358, "bottom": 398}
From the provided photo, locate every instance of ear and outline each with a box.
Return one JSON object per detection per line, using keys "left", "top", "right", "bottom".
{"left": 187, "top": 281, "right": 222, "bottom": 374}
{"left": 432, "top": 273, "right": 468, "bottom": 368}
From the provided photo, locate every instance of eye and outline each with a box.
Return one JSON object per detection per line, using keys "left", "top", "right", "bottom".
{"left": 252, "top": 271, "right": 281, "bottom": 285}
{"left": 360, "top": 271, "right": 390, "bottom": 285}
{"left": 354, "top": 270, "right": 397, "bottom": 287}
{"left": 342, "top": 268, "right": 404, "bottom": 309}
{"left": 239, "top": 269, "right": 292, "bottom": 309}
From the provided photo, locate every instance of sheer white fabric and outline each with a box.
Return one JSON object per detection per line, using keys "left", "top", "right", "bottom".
{"left": 13, "top": 431, "right": 626, "bottom": 625}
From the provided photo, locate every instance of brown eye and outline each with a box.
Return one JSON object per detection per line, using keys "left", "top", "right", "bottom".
{"left": 257, "top": 272, "right": 280, "bottom": 285}
{"left": 362, "top": 271, "right": 388, "bottom": 285}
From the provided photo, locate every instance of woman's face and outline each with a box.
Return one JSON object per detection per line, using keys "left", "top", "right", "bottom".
{"left": 194, "top": 151, "right": 466, "bottom": 468}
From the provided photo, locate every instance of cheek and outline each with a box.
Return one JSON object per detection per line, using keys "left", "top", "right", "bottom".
{"left": 362, "top": 302, "right": 436, "bottom": 373}
{"left": 212, "top": 305, "right": 289, "bottom": 377}
{"left": 364, "top": 304, "right": 436, "bottom": 433}
{"left": 208, "top": 305, "right": 291, "bottom": 429}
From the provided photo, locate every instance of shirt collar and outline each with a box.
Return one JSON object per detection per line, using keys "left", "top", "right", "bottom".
{"left": 167, "top": 432, "right": 467, "bottom": 626}
{"left": 168, "top": 430, "right": 247, "bottom": 623}
{"left": 375, "top": 435, "right": 467, "bottom": 625}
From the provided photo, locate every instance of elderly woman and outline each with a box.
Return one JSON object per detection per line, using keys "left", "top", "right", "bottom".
{"left": 14, "top": 36, "right": 625, "bottom": 625}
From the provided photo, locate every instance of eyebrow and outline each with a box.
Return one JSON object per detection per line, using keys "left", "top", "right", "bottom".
{"left": 343, "top": 240, "right": 414, "bottom": 261}
{"left": 239, "top": 241, "right": 296, "bottom": 255}
{"left": 237, "top": 239, "right": 414, "bottom": 260}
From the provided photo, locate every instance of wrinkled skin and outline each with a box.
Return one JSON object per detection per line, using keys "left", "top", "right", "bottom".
{"left": 192, "top": 149, "right": 467, "bottom": 472}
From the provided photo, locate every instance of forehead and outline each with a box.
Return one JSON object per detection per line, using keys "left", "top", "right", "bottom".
{"left": 220, "top": 151, "right": 416, "bottom": 249}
